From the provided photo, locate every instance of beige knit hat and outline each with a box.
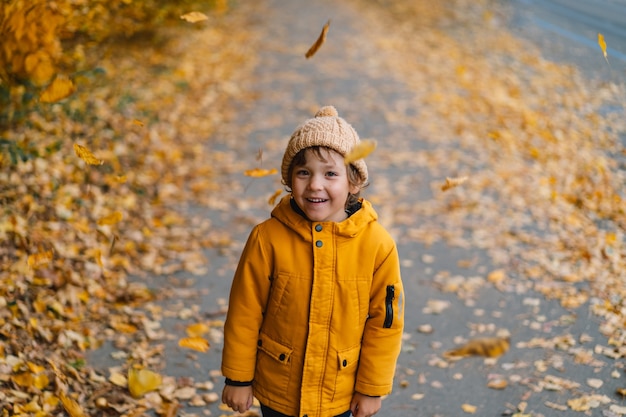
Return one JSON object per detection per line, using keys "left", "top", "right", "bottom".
{"left": 281, "top": 105, "right": 368, "bottom": 186}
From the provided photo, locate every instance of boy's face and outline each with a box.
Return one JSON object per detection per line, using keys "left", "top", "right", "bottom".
{"left": 291, "top": 148, "right": 359, "bottom": 222}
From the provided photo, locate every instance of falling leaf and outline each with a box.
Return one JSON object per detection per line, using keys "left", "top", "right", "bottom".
{"left": 268, "top": 189, "right": 283, "bottom": 206}
{"left": 97, "top": 212, "right": 123, "bottom": 226}
{"left": 73, "top": 143, "right": 103, "bottom": 165}
{"left": 441, "top": 176, "right": 468, "bottom": 191}
{"left": 344, "top": 139, "right": 377, "bottom": 164}
{"left": 461, "top": 404, "right": 477, "bottom": 414}
{"left": 178, "top": 336, "right": 210, "bottom": 352}
{"left": 305, "top": 19, "right": 330, "bottom": 59}
{"left": 443, "top": 336, "right": 510, "bottom": 358}
{"left": 59, "top": 392, "right": 88, "bottom": 417}
{"left": 28, "top": 250, "right": 53, "bottom": 269}
{"left": 40, "top": 76, "right": 75, "bottom": 103}
{"left": 598, "top": 33, "right": 609, "bottom": 64}
{"left": 244, "top": 168, "right": 277, "bottom": 177}
{"left": 132, "top": 119, "right": 144, "bottom": 127}
{"left": 128, "top": 368, "right": 162, "bottom": 398}
{"left": 180, "top": 11, "right": 208, "bottom": 23}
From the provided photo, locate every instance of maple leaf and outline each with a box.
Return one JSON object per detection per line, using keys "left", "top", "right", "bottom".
{"left": 344, "top": 139, "right": 377, "bottom": 165}
{"left": 73, "top": 143, "right": 103, "bottom": 165}
{"left": 39, "top": 76, "right": 76, "bottom": 103}
{"left": 180, "top": 11, "right": 208, "bottom": 23}
{"left": 305, "top": 19, "right": 330, "bottom": 59}
{"left": 128, "top": 368, "right": 162, "bottom": 398}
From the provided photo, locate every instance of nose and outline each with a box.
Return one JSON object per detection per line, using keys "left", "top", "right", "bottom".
{"left": 307, "top": 174, "right": 323, "bottom": 190}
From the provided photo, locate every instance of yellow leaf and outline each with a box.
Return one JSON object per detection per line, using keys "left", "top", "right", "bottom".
{"left": 28, "top": 251, "right": 53, "bottom": 269}
{"left": 178, "top": 336, "right": 210, "bottom": 352}
{"left": 344, "top": 139, "right": 377, "bottom": 165}
{"left": 73, "top": 143, "right": 103, "bottom": 165}
{"left": 305, "top": 19, "right": 330, "bottom": 59}
{"left": 109, "top": 321, "right": 137, "bottom": 333}
{"left": 132, "top": 119, "right": 144, "bottom": 127}
{"left": 40, "top": 76, "right": 75, "bottom": 103}
{"left": 441, "top": 176, "right": 468, "bottom": 191}
{"left": 443, "top": 336, "right": 510, "bottom": 359}
{"left": 461, "top": 404, "right": 477, "bottom": 414}
{"left": 186, "top": 322, "right": 209, "bottom": 337}
{"left": 128, "top": 368, "right": 162, "bottom": 398}
{"left": 109, "top": 371, "right": 127, "bottom": 387}
{"left": 59, "top": 392, "right": 88, "bottom": 417}
{"left": 244, "top": 168, "right": 277, "bottom": 178}
{"left": 598, "top": 33, "right": 609, "bottom": 63}
{"left": 268, "top": 189, "right": 283, "bottom": 206}
{"left": 97, "top": 212, "right": 123, "bottom": 226}
{"left": 180, "top": 11, "right": 208, "bottom": 23}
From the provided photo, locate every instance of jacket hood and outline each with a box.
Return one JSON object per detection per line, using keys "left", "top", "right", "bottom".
{"left": 270, "top": 195, "right": 377, "bottom": 240}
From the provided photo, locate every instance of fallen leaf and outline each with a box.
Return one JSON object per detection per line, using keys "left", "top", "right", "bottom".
{"left": 344, "top": 139, "right": 377, "bottom": 164}
{"left": 28, "top": 250, "right": 53, "bottom": 269}
{"left": 180, "top": 11, "right": 208, "bottom": 23}
{"left": 185, "top": 323, "right": 209, "bottom": 337}
{"left": 73, "top": 143, "right": 103, "bottom": 165}
{"left": 441, "top": 176, "right": 468, "bottom": 191}
{"left": 97, "top": 212, "right": 123, "bottom": 226}
{"left": 443, "top": 336, "right": 510, "bottom": 358}
{"left": 178, "top": 336, "right": 210, "bottom": 352}
{"left": 59, "top": 392, "right": 88, "bottom": 417}
{"left": 128, "top": 368, "right": 162, "bottom": 398}
{"left": 305, "top": 19, "right": 330, "bottom": 59}
{"left": 461, "top": 403, "right": 477, "bottom": 414}
{"left": 40, "top": 76, "right": 75, "bottom": 103}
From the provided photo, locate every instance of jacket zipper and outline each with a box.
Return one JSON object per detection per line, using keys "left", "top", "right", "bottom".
{"left": 383, "top": 285, "right": 395, "bottom": 328}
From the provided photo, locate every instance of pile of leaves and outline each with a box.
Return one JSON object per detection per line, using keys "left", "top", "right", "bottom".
{"left": 0, "top": 1, "right": 257, "bottom": 415}
{"left": 352, "top": 0, "right": 626, "bottom": 411}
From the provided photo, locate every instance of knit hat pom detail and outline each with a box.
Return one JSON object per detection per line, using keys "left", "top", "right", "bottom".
{"left": 315, "top": 105, "right": 338, "bottom": 118}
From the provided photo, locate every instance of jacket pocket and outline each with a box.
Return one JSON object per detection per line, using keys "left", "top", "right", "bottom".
{"left": 333, "top": 345, "right": 361, "bottom": 402}
{"left": 255, "top": 333, "right": 293, "bottom": 394}
{"left": 383, "top": 285, "right": 395, "bottom": 328}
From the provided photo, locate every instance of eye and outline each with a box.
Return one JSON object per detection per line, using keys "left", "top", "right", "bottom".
{"left": 296, "top": 169, "right": 309, "bottom": 176}
{"left": 326, "top": 171, "right": 338, "bottom": 177}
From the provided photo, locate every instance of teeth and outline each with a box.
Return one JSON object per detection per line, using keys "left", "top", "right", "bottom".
{"left": 308, "top": 198, "right": 325, "bottom": 202}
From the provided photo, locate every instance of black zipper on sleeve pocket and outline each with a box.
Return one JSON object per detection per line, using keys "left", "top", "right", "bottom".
{"left": 383, "top": 285, "right": 395, "bottom": 328}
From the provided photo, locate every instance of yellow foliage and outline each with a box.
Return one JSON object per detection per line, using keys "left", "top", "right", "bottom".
{"left": 178, "top": 336, "right": 210, "bottom": 352}
{"left": 444, "top": 336, "right": 510, "bottom": 359}
{"left": 39, "top": 75, "right": 75, "bottom": 103}
{"left": 128, "top": 368, "right": 162, "bottom": 398}
{"left": 344, "top": 139, "right": 377, "bottom": 164}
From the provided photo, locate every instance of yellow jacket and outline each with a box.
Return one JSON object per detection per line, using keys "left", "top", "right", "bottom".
{"left": 222, "top": 196, "right": 404, "bottom": 417}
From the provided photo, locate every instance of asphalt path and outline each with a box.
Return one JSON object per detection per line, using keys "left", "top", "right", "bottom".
{"left": 87, "top": 1, "right": 625, "bottom": 416}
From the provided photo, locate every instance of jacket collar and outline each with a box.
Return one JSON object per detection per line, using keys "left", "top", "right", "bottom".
{"left": 271, "top": 195, "right": 377, "bottom": 240}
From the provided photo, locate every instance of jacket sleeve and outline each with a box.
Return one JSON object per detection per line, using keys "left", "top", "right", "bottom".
{"left": 355, "top": 241, "right": 404, "bottom": 396}
{"left": 221, "top": 225, "right": 272, "bottom": 382}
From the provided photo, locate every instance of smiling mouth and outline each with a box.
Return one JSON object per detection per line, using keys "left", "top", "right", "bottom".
{"left": 307, "top": 198, "right": 327, "bottom": 203}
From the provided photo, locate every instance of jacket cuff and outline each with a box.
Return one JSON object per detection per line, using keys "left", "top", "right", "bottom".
{"left": 225, "top": 378, "right": 253, "bottom": 387}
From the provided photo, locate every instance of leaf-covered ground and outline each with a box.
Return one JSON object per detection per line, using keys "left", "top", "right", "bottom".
{"left": 1, "top": 0, "right": 625, "bottom": 416}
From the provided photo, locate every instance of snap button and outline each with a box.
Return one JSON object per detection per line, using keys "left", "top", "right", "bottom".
{"left": 343, "top": 359, "right": 348, "bottom": 367}
{"left": 315, "top": 224, "right": 322, "bottom": 232}
{"left": 279, "top": 353, "right": 286, "bottom": 361}
{"left": 315, "top": 240, "right": 323, "bottom": 248}
{"left": 257, "top": 339, "right": 262, "bottom": 346}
